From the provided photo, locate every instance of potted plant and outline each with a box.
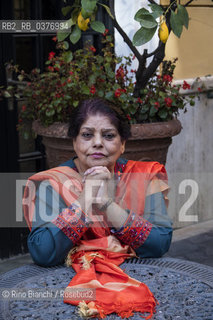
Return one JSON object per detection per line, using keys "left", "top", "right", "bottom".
{"left": 0, "top": 0, "right": 199, "bottom": 167}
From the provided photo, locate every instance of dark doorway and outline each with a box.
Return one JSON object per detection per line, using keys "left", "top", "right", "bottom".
{"left": 0, "top": 0, "right": 113, "bottom": 259}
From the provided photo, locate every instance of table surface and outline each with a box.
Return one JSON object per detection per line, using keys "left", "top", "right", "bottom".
{"left": 0, "top": 257, "right": 213, "bottom": 320}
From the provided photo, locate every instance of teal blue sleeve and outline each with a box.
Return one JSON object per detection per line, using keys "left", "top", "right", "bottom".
{"left": 135, "top": 192, "right": 173, "bottom": 258}
{"left": 27, "top": 181, "right": 74, "bottom": 267}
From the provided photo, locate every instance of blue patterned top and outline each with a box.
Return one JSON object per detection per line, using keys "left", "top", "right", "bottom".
{"left": 27, "top": 158, "right": 173, "bottom": 266}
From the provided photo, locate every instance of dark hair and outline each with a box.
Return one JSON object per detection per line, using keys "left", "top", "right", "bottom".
{"left": 68, "top": 98, "right": 131, "bottom": 141}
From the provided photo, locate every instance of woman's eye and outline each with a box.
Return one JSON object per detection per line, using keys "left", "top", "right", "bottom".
{"left": 82, "top": 133, "right": 92, "bottom": 138}
{"left": 104, "top": 134, "right": 115, "bottom": 140}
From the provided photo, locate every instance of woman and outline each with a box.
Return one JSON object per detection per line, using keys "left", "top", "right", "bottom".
{"left": 24, "top": 98, "right": 172, "bottom": 318}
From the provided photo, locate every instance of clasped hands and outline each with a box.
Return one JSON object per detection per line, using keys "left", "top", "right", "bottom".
{"left": 80, "top": 165, "right": 115, "bottom": 212}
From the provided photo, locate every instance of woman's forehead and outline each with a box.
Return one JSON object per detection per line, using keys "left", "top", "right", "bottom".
{"left": 80, "top": 114, "right": 116, "bottom": 130}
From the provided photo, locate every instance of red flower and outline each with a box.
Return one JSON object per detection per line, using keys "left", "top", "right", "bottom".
{"left": 182, "top": 80, "right": 191, "bottom": 90}
{"left": 114, "top": 88, "right": 126, "bottom": 97}
{"left": 157, "top": 75, "right": 161, "bottom": 80}
{"left": 103, "top": 29, "right": 109, "bottom": 36}
{"left": 131, "top": 69, "right": 136, "bottom": 73}
{"left": 69, "top": 71, "right": 74, "bottom": 75}
{"left": 116, "top": 66, "right": 125, "bottom": 79}
{"left": 164, "top": 97, "right": 173, "bottom": 107}
{"left": 90, "top": 85, "right": 96, "bottom": 94}
{"left": 21, "top": 105, "right": 26, "bottom": 112}
{"left": 48, "top": 66, "right": 54, "bottom": 72}
{"left": 163, "top": 74, "right": 173, "bottom": 82}
{"left": 99, "top": 78, "right": 105, "bottom": 83}
{"left": 154, "top": 102, "right": 160, "bottom": 109}
{"left": 27, "top": 82, "right": 31, "bottom": 86}
{"left": 90, "top": 46, "right": 96, "bottom": 53}
{"left": 115, "top": 89, "right": 121, "bottom": 97}
{"left": 48, "top": 51, "right": 56, "bottom": 60}
{"left": 126, "top": 114, "right": 131, "bottom": 121}
{"left": 137, "top": 98, "right": 143, "bottom": 104}
{"left": 67, "top": 78, "right": 71, "bottom": 83}
{"left": 54, "top": 67, "right": 60, "bottom": 72}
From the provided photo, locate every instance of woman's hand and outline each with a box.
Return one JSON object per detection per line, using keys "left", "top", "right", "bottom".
{"left": 83, "top": 166, "right": 114, "bottom": 209}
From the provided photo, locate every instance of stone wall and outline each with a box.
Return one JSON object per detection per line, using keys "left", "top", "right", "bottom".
{"left": 166, "top": 77, "right": 213, "bottom": 228}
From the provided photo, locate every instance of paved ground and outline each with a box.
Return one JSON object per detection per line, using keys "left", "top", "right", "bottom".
{"left": 165, "top": 219, "right": 213, "bottom": 267}
{"left": 0, "top": 219, "right": 213, "bottom": 275}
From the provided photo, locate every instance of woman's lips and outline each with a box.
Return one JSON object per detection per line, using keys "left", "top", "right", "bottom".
{"left": 90, "top": 153, "right": 105, "bottom": 159}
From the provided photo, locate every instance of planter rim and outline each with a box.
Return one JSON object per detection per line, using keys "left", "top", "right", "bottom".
{"left": 32, "top": 118, "right": 182, "bottom": 140}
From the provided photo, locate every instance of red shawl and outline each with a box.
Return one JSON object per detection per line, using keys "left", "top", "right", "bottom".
{"left": 23, "top": 160, "right": 168, "bottom": 319}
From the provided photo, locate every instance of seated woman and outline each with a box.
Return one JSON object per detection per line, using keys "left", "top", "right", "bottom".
{"left": 25, "top": 98, "right": 172, "bottom": 268}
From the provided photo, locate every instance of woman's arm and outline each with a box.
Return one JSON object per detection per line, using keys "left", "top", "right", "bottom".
{"left": 27, "top": 181, "right": 90, "bottom": 267}
{"left": 107, "top": 192, "right": 172, "bottom": 258}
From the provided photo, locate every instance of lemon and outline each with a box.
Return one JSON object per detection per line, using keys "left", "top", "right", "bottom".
{"left": 158, "top": 21, "right": 169, "bottom": 44}
{"left": 77, "top": 12, "right": 90, "bottom": 31}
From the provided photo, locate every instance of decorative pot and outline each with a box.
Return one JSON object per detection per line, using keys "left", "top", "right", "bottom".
{"left": 33, "top": 119, "right": 182, "bottom": 168}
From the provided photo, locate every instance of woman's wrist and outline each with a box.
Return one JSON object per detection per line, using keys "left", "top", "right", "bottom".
{"left": 105, "top": 202, "right": 129, "bottom": 229}
{"left": 99, "top": 198, "right": 114, "bottom": 211}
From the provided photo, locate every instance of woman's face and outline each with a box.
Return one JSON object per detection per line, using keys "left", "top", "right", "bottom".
{"left": 73, "top": 113, "right": 126, "bottom": 172}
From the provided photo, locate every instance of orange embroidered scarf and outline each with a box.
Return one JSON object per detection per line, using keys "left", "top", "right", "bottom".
{"left": 23, "top": 160, "right": 168, "bottom": 319}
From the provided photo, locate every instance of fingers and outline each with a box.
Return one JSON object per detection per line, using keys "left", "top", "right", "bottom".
{"left": 84, "top": 166, "right": 110, "bottom": 176}
{"left": 83, "top": 166, "right": 111, "bottom": 180}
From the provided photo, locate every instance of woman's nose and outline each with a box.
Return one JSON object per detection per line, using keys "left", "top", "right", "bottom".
{"left": 93, "top": 134, "right": 103, "bottom": 147}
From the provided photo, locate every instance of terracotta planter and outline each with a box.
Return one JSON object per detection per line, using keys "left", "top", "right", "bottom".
{"left": 33, "top": 119, "right": 182, "bottom": 168}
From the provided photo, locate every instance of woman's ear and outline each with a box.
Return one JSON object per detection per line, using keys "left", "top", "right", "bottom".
{"left": 121, "top": 140, "right": 126, "bottom": 154}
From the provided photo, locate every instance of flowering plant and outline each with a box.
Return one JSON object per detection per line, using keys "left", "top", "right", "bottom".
{"left": 136, "top": 58, "right": 196, "bottom": 123}
{"left": 2, "top": 35, "right": 135, "bottom": 135}
{"left": 1, "top": 34, "right": 196, "bottom": 137}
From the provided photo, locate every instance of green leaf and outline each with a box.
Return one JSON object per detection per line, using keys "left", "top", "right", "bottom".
{"left": 71, "top": 8, "right": 80, "bottom": 23}
{"left": 67, "top": 18, "right": 75, "bottom": 28}
{"left": 64, "top": 51, "right": 73, "bottom": 63}
{"left": 82, "top": 85, "right": 90, "bottom": 95}
{"left": 23, "top": 131, "right": 29, "bottom": 140}
{"left": 139, "top": 15, "right": 158, "bottom": 29}
{"left": 134, "top": 8, "right": 150, "bottom": 22}
{"left": 129, "top": 106, "right": 137, "bottom": 115}
{"left": 57, "top": 31, "right": 70, "bottom": 42}
{"left": 81, "top": 0, "right": 97, "bottom": 14}
{"left": 140, "top": 105, "right": 149, "bottom": 113}
{"left": 99, "top": 3, "right": 114, "bottom": 19}
{"left": 61, "top": 5, "right": 72, "bottom": 16}
{"left": 149, "top": 105, "right": 157, "bottom": 116}
{"left": 133, "top": 26, "right": 157, "bottom": 46}
{"left": 158, "top": 109, "right": 168, "bottom": 119}
{"left": 4, "top": 91, "right": 11, "bottom": 98}
{"left": 18, "top": 74, "right": 24, "bottom": 81}
{"left": 69, "top": 25, "right": 81, "bottom": 44}
{"left": 90, "top": 21, "right": 105, "bottom": 33}
{"left": 63, "top": 41, "right": 69, "bottom": 50}
{"left": 170, "top": 10, "right": 183, "bottom": 38}
{"left": 149, "top": 4, "right": 164, "bottom": 19}
{"left": 88, "top": 74, "right": 97, "bottom": 85}
{"left": 105, "top": 91, "right": 113, "bottom": 100}
{"left": 73, "top": 101, "right": 79, "bottom": 107}
{"left": 46, "top": 109, "right": 55, "bottom": 116}
{"left": 139, "top": 114, "right": 148, "bottom": 121}
{"left": 97, "top": 90, "right": 104, "bottom": 97}
{"left": 177, "top": 4, "right": 189, "bottom": 29}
